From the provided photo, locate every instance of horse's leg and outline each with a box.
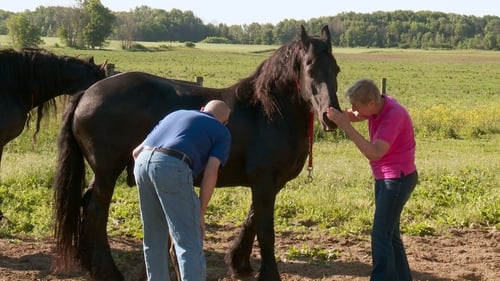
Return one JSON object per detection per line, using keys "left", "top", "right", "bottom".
{"left": 251, "top": 181, "right": 281, "bottom": 281}
{"left": 226, "top": 206, "right": 256, "bottom": 278}
{"left": 0, "top": 145, "right": 3, "bottom": 176}
{"left": 0, "top": 146, "right": 3, "bottom": 220}
{"left": 78, "top": 173, "right": 123, "bottom": 281}
{"left": 226, "top": 178, "right": 282, "bottom": 281}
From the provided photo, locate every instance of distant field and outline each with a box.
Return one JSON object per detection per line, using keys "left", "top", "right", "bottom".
{"left": 0, "top": 36, "right": 499, "bottom": 239}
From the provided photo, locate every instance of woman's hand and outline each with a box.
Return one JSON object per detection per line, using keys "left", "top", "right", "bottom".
{"left": 327, "top": 107, "right": 351, "bottom": 130}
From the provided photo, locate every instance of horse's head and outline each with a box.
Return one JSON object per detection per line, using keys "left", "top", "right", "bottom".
{"left": 297, "top": 25, "right": 341, "bottom": 131}
{"left": 59, "top": 55, "right": 107, "bottom": 94}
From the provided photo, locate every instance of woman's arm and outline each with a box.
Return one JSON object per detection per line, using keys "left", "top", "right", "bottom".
{"left": 327, "top": 107, "right": 389, "bottom": 161}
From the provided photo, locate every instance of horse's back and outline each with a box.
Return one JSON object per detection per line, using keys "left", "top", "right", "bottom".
{"left": 73, "top": 72, "right": 211, "bottom": 169}
{"left": 76, "top": 71, "right": 307, "bottom": 187}
{"left": 82, "top": 72, "right": 207, "bottom": 110}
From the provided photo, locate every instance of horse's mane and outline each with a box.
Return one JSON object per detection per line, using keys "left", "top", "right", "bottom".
{"left": 1, "top": 48, "right": 73, "bottom": 99}
{"left": 234, "top": 40, "right": 303, "bottom": 119}
{"left": 0, "top": 48, "right": 94, "bottom": 137}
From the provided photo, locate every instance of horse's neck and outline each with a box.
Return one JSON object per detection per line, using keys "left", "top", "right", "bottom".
{"left": 189, "top": 87, "right": 226, "bottom": 103}
{"left": 11, "top": 72, "right": 61, "bottom": 111}
{"left": 21, "top": 91, "right": 59, "bottom": 111}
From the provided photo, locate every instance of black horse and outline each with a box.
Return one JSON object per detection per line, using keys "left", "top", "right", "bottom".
{"left": 53, "top": 25, "right": 341, "bottom": 281}
{"left": 0, "top": 48, "right": 107, "bottom": 172}
{"left": 0, "top": 48, "right": 107, "bottom": 221}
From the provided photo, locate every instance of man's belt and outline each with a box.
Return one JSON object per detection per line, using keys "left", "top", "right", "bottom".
{"left": 143, "top": 146, "right": 192, "bottom": 168}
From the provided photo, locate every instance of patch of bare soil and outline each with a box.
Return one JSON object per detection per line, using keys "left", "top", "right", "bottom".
{"left": 0, "top": 226, "right": 498, "bottom": 281}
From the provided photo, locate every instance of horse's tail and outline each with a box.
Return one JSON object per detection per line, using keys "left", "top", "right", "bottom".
{"left": 52, "top": 91, "right": 86, "bottom": 272}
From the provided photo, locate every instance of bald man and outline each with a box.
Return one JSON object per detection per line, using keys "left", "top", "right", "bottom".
{"left": 133, "top": 100, "right": 231, "bottom": 281}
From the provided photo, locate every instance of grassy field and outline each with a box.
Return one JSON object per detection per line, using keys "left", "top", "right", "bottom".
{"left": 0, "top": 38, "right": 499, "bottom": 243}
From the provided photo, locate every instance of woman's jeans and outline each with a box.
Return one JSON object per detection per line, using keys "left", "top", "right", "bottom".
{"left": 370, "top": 171, "right": 418, "bottom": 281}
{"left": 134, "top": 150, "right": 205, "bottom": 281}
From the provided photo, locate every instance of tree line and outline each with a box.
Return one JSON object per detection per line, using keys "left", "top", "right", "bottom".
{"left": 1, "top": 0, "right": 499, "bottom": 50}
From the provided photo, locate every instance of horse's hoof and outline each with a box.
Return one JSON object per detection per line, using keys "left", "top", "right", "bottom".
{"left": 256, "top": 271, "right": 281, "bottom": 281}
{"left": 228, "top": 268, "right": 254, "bottom": 281}
{"left": 231, "top": 275, "right": 257, "bottom": 281}
{"left": 234, "top": 276, "right": 257, "bottom": 281}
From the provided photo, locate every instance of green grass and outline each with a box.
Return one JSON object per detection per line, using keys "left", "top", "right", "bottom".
{"left": 2, "top": 135, "right": 498, "bottom": 239}
{"left": 0, "top": 41, "right": 499, "bottom": 243}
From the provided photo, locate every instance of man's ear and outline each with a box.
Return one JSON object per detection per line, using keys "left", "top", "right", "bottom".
{"left": 200, "top": 106, "right": 205, "bottom": 112}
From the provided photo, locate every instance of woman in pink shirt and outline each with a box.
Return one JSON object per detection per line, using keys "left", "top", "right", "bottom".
{"left": 327, "top": 78, "right": 418, "bottom": 281}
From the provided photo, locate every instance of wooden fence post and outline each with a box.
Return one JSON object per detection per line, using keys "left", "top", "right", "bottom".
{"left": 105, "top": 63, "right": 115, "bottom": 76}
{"left": 195, "top": 76, "right": 204, "bottom": 86}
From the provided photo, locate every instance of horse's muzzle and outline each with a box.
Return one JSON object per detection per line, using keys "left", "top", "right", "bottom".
{"left": 322, "top": 112, "right": 338, "bottom": 131}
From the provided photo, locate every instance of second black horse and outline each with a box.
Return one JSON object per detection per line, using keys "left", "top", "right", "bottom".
{"left": 53, "top": 25, "right": 341, "bottom": 281}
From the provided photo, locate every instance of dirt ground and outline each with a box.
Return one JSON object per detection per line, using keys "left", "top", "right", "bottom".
{"left": 0, "top": 226, "right": 498, "bottom": 281}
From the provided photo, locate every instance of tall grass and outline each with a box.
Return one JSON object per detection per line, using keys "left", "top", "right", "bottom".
{"left": 0, "top": 42, "right": 498, "bottom": 241}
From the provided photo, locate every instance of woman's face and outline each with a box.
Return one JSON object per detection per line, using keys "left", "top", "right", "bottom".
{"left": 351, "top": 99, "right": 376, "bottom": 117}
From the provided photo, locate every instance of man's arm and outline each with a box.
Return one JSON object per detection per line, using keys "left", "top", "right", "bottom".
{"left": 199, "top": 156, "right": 221, "bottom": 237}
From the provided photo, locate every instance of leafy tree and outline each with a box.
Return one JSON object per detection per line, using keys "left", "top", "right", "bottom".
{"left": 226, "top": 25, "right": 245, "bottom": 43}
{"left": 28, "top": 7, "right": 58, "bottom": 37}
{"left": 125, "top": 6, "right": 168, "bottom": 41}
{"left": 274, "top": 19, "right": 306, "bottom": 44}
{"left": 6, "top": 14, "right": 43, "bottom": 49}
{"left": 1, "top": 7, "right": 499, "bottom": 50}
{"left": 57, "top": 7, "right": 86, "bottom": 47}
{"left": 113, "top": 11, "right": 137, "bottom": 49}
{"left": 80, "top": 0, "right": 115, "bottom": 48}
{"left": 259, "top": 23, "right": 274, "bottom": 45}
{"left": 246, "top": 23, "right": 264, "bottom": 44}
{"left": 166, "top": 9, "right": 207, "bottom": 42}
{"left": 484, "top": 33, "right": 498, "bottom": 50}
{"left": 0, "top": 9, "right": 14, "bottom": 34}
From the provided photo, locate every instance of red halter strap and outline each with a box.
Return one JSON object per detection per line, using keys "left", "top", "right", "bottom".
{"left": 307, "top": 111, "right": 314, "bottom": 181}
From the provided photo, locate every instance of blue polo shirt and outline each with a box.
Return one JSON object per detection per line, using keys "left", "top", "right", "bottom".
{"left": 143, "top": 109, "right": 231, "bottom": 178}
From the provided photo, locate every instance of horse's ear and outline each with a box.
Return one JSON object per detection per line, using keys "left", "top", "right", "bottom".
{"left": 300, "top": 25, "right": 310, "bottom": 47}
{"left": 100, "top": 59, "right": 109, "bottom": 71}
{"left": 88, "top": 56, "right": 95, "bottom": 64}
{"left": 321, "top": 24, "right": 332, "bottom": 50}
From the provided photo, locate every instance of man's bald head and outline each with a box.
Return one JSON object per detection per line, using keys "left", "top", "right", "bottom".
{"left": 202, "top": 100, "right": 231, "bottom": 125}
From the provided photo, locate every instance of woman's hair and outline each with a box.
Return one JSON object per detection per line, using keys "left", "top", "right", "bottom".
{"left": 345, "top": 78, "right": 381, "bottom": 105}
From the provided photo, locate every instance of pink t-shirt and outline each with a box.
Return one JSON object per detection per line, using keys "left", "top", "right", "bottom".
{"left": 368, "top": 95, "right": 416, "bottom": 179}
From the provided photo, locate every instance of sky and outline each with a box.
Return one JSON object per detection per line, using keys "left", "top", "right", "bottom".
{"left": 4, "top": 0, "right": 499, "bottom": 26}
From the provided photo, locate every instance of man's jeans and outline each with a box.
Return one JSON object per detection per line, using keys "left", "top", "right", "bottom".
{"left": 371, "top": 171, "right": 418, "bottom": 281}
{"left": 134, "top": 150, "right": 205, "bottom": 281}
